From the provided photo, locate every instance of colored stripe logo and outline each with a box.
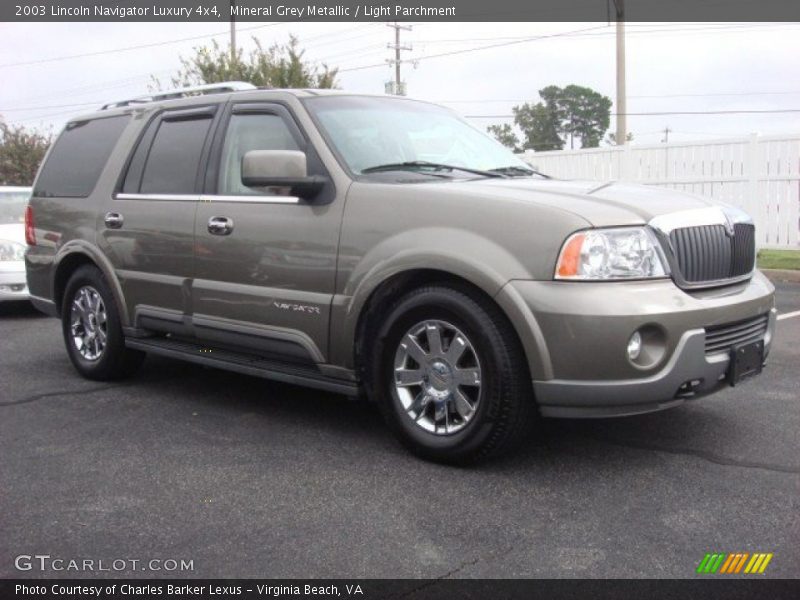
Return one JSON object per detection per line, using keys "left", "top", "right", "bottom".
{"left": 697, "top": 552, "right": 773, "bottom": 574}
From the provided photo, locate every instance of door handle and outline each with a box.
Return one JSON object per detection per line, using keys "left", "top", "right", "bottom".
{"left": 208, "top": 216, "right": 234, "bottom": 236}
{"left": 104, "top": 212, "right": 124, "bottom": 229}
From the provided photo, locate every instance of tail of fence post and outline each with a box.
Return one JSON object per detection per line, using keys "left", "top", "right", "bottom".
{"left": 746, "top": 133, "right": 762, "bottom": 247}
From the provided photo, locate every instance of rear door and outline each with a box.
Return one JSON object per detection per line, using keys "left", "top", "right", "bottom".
{"left": 192, "top": 101, "right": 344, "bottom": 365}
{"left": 97, "top": 105, "right": 220, "bottom": 335}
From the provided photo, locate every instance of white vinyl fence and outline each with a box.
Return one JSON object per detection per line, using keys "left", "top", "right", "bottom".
{"left": 522, "top": 133, "right": 800, "bottom": 249}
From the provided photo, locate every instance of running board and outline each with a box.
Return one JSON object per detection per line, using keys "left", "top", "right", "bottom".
{"left": 125, "top": 337, "right": 359, "bottom": 396}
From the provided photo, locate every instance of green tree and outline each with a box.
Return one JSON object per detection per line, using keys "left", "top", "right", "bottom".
{"left": 513, "top": 101, "right": 563, "bottom": 152}
{"left": 487, "top": 124, "right": 520, "bottom": 152}
{"left": 0, "top": 120, "right": 52, "bottom": 186}
{"left": 557, "top": 84, "right": 612, "bottom": 149}
{"left": 494, "top": 84, "right": 612, "bottom": 152}
{"left": 155, "top": 35, "right": 338, "bottom": 90}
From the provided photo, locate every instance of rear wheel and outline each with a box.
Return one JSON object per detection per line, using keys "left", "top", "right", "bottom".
{"left": 61, "top": 265, "right": 144, "bottom": 380}
{"left": 369, "top": 284, "right": 535, "bottom": 464}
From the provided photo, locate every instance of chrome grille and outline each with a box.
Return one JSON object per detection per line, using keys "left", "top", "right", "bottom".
{"left": 704, "top": 313, "right": 769, "bottom": 355}
{"left": 669, "top": 222, "right": 755, "bottom": 284}
{"left": 731, "top": 223, "right": 756, "bottom": 277}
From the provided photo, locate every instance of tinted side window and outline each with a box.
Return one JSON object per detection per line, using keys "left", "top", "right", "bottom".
{"left": 219, "top": 113, "right": 300, "bottom": 195}
{"left": 139, "top": 116, "right": 213, "bottom": 194}
{"left": 34, "top": 115, "right": 129, "bottom": 198}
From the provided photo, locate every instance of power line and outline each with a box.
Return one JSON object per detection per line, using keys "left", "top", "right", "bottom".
{"left": 7, "top": 70, "right": 173, "bottom": 106}
{"left": 0, "top": 22, "right": 289, "bottom": 69}
{"left": 5, "top": 22, "right": 796, "bottom": 124}
{"left": 9, "top": 96, "right": 800, "bottom": 123}
{"left": 464, "top": 108, "right": 800, "bottom": 118}
{"left": 428, "top": 90, "right": 800, "bottom": 106}
{"left": 0, "top": 101, "right": 104, "bottom": 112}
{"left": 2, "top": 25, "right": 378, "bottom": 109}
{"left": 630, "top": 90, "right": 800, "bottom": 99}
{"left": 11, "top": 107, "right": 95, "bottom": 124}
{"left": 338, "top": 21, "right": 796, "bottom": 74}
{"left": 385, "top": 22, "right": 800, "bottom": 75}
{"left": 319, "top": 44, "right": 386, "bottom": 63}
{"left": 1, "top": 44, "right": 386, "bottom": 115}
{"left": 412, "top": 22, "right": 800, "bottom": 45}
{"left": 1, "top": 22, "right": 379, "bottom": 71}
{"left": 402, "top": 24, "right": 611, "bottom": 64}
{"left": 340, "top": 24, "right": 610, "bottom": 73}
{"left": 303, "top": 24, "right": 381, "bottom": 47}
{"left": 10, "top": 98, "right": 800, "bottom": 118}
{"left": 635, "top": 108, "right": 800, "bottom": 115}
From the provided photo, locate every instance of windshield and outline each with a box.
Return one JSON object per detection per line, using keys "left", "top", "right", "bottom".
{"left": 305, "top": 96, "right": 533, "bottom": 178}
{"left": 0, "top": 189, "right": 30, "bottom": 224}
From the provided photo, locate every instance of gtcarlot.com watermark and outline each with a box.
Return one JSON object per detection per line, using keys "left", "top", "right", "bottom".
{"left": 14, "top": 554, "right": 194, "bottom": 573}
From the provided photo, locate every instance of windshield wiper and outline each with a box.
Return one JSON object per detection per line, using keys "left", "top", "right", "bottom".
{"left": 360, "top": 160, "right": 505, "bottom": 178}
{"left": 488, "top": 165, "right": 551, "bottom": 178}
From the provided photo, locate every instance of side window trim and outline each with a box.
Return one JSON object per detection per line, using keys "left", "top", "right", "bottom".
{"left": 162, "top": 106, "right": 218, "bottom": 121}
{"left": 121, "top": 115, "right": 159, "bottom": 194}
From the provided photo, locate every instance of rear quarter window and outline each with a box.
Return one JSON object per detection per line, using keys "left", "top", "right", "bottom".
{"left": 33, "top": 115, "right": 130, "bottom": 198}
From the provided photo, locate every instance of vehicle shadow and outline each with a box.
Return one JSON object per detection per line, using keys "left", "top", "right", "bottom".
{"left": 125, "top": 353, "right": 716, "bottom": 473}
{"left": 0, "top": 301, "right": 45, "bottom": 319}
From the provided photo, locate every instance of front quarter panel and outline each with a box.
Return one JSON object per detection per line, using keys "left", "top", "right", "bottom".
{"left": 328, "top": 180, "right": 590, "bottom": 369}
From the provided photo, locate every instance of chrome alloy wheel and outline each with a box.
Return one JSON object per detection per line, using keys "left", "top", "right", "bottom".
{"left": 70, "top": 285, "right": 108, "bottom": 361}
{"left": 393, "top": 320, "right": 482, "bottom": 435}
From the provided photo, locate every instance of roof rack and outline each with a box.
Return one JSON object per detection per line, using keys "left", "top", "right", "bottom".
{"left": 101, "top": 81, "right": 256, "bottom": 110}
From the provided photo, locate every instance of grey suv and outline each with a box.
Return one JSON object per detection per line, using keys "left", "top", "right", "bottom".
{"left": 25, "top": 83, "right": 776, "bottom": 463}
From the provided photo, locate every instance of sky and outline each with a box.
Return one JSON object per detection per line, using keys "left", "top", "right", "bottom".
{"left": 1, "top": 21, "right": 800, "bottom": 146}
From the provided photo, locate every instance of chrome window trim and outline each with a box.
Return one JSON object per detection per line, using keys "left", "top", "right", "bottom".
{"left": 202, "top": 194, "right": 300, "bottom": 204}
{"left": 114, "top": 193, "right": 300, "bottom": 204}
{"left": 115, "top": 193, "right": 199, "bottom": 202}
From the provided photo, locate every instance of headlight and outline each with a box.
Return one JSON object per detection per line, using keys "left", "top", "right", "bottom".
{"left": 555, "top": 227, "right": 668, "bottom": 280}
{"left": 0, "top": 240, "right": 26, "bottom": 262}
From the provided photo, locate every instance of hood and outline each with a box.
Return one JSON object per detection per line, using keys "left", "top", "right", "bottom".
{"left": 0, "top": 223, "right": 26, "bottom": 246}
{"left": 427, "top": 178, "right": 718, "bottom": 227}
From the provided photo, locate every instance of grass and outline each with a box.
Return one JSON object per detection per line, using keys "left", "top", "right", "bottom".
{"left": 757, "top": 249, "right": 800, "bottom": 270}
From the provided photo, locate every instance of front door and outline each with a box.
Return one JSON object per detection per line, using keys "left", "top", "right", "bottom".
{"left": 192, "top": 102, "right": 343, "bottom": 365}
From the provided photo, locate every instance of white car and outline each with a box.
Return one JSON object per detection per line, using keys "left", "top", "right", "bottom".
{"left": 0, "top": 186, "right": 31, "bottom": 301}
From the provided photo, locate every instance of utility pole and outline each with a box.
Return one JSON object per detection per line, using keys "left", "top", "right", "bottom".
{"left": 613, "top": 0, "right": 627, "bottom": 146}
{"left": 386, "top": 22, "right": 412, "bottom": 95}
{"left": 662, "top": 126, "right": 671, "bottom": 143}
{"left": 230, "top": 0, "right": 237, "bottom": 65}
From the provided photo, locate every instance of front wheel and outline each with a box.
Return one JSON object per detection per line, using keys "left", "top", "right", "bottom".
{"left": 61, "top": 265, "right": 145, "bottom": 380}
{"left": 369, "top": 284, "right": 535, "bottom": 464}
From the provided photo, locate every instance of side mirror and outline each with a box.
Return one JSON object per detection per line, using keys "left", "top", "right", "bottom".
{"left": 241, "top": 150, "right": 325, "bottom": 199}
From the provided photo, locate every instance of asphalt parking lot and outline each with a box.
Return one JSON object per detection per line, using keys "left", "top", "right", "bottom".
{"left": 1, "top": 282, "right": 798, "bottom": 579}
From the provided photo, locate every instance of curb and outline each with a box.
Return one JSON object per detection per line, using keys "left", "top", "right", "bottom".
{"left": 760, "top": 268, "right": 800, "bottom": 284}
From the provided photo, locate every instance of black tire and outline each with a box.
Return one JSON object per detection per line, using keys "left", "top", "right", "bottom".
{"left": 367, "top": 284, "right": 535, "bottom": 464}
{"left": 61, "top": 264, "right": 145, "bottom": 380}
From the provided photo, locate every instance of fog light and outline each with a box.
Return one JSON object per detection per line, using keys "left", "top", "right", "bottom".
{"left": 627, "top": 331, "right": 642, "bottom": 361}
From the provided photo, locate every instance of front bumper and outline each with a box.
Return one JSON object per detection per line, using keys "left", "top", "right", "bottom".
{"left": 0, "top": 263, "right": 29, "bottom": 301}
{"left": 500, "top": 271, "right": 776, "bottom": 418}
{"left": 533, "top": 313, "right": 776, "bottom": 417}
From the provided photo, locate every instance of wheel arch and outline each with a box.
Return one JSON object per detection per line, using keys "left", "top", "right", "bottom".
{"left": 347, "top": 266, "right": 549, "bottom": 385}
{"left": 52, "top": 242, "right": 129, "bottom": 325}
